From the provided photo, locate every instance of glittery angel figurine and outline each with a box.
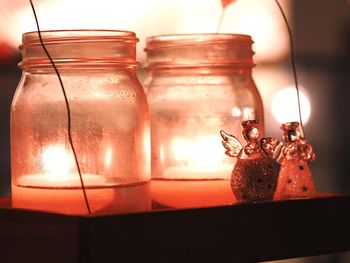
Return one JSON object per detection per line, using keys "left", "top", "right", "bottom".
{"left": 220, "top": 120, "right": 278, "bottom": 202}
{"left": 261, "top": 122, "right": 316, "bottom": 199}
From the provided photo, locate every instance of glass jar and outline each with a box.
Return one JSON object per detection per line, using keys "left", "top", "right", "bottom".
{"left": 11, "top": 30, "right": 150, "bottom": 215}
{"left": 144, "top": 34, "right": 264, "bottom": 208}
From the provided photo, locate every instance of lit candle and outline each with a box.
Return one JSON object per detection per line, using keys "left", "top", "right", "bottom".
{"left": 151, "top": 136, "right": 235, "bottom": 208}
{"left": 166, "top": 135, "right": 232, "bottom": 179}
{"left": 16, "top": 145, "right": 107, "bottom": 187}
{"left": 12, "top": 145, "right": 151, "bottom": 215}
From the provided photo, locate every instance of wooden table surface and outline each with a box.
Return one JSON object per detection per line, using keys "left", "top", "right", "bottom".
{"left": 0, "top": 195, "right": 349, "bottom": 263}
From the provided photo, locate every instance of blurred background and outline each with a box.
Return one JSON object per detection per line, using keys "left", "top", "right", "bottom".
{"left": 0, "top": 0, "right": 349, "bottom": 262}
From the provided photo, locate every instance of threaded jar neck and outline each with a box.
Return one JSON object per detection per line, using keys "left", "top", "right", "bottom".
{"left": 20, "top": 30, "right": 140, "bottom": 70}
{"left": 144, "top": 34, "right": 255, "bottom": 70}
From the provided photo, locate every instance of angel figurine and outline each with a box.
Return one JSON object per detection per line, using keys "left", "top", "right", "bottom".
{"left": 261, "top": 122, "right": 316, "bottom": 199}
{"left": 220, "top": 120, "right": 278, "bottom": 202}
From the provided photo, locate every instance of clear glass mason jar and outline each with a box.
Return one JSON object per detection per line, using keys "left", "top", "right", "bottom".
{"left": 144, "top": 34, "right": 264, "bottom": 208}
{"left": 11, "top": 30, "right": 150, "bottom": 215}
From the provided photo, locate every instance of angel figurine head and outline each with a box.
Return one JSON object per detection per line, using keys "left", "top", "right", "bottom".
{"left": 241, "top": 120, "right": 260, "bottom": 142}
{"left": 281, "top": 122, "right": 305, "bottom": 144}
{"left": 280, "top": 122, "right": 315, "bottom": 162}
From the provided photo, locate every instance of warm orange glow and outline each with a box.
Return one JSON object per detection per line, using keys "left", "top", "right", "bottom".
{"left": 220, "top": 0, "right": 290, "bottom": 62}
{"left": 221, "top": 0, "right": 237, "bottom": 8}
{"left": 13, "top": 179, "right": 151, "bottom": 215}
{"left": 1, "top": 0, "right": 289, "bottom": 63}
{"left": 152, "top": 136, "right": 235, "bottom": 207}
{"left": 1, "top": 0, "right": 162, "bottom": 62}
{"left": 271, "top": 87, "right": 311, "bottom": 125}
{"left": 18, "top": 144, "right": 106, "bottom": 187}
{"left": 171, "top": 135, "right": 226, "bottom": 172}
{"left": 151, "top": 179, "right": 235, "bottom": 208}
{"left": 14, "top": 144, "right": 151, "bottom": 214}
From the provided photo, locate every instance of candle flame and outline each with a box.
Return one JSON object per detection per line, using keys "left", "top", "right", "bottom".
{"left": 42, "top": 145, "right": 72, "bottom": 180}
{"left": 104, "top": 146, "right": 113, "bottom": 168}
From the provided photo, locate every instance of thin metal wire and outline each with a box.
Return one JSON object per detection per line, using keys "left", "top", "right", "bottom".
{"left": 275, "top": 0, "right": 305, "bottom": 137}
{"left": 216, "top": 8, "right": 226, "bottom": 33}
{"left": 28, "top": 0, "right": 92, "bottom": 215}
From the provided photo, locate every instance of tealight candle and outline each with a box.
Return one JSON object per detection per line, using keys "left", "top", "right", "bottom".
{"left": 12, "top": 145, "right": 151, "bottom": 215}
{"left": 151, "top": 136, "right": 235, "bottom": 208}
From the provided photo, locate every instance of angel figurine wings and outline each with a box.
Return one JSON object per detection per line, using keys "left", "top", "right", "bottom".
{"left": 220, "top": 120, "right": 278, "bottom": 202}
{"left": 261, "top": 122, "right": 316, "bottom": 199}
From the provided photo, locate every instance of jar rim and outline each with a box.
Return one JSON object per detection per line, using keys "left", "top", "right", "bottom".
{"left": 145, "top": 33, "right": 252, "bottom": 51}
{"left": 20, "top": 30, "right": 140, "bottom": 70}
{"left": 22, "top": 29, "right": 138, "bottom": 47}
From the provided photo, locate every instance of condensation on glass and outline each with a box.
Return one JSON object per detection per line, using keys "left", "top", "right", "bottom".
{"left": 144, "top": 34, "right": 264, "bottom": 208}
{"left": 11, "top": 30, "right": 150, "bottom": 215}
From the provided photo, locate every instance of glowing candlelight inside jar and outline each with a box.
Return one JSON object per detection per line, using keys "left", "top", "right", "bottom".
{"left": 17, "top": 145, "right": 106, "bottom": 188}
{"left": 12, "top": 144, "right": 151, "bottom": 215}
{"left": 151, "top": 135, "right": 235, "bottom": 208}
{"left": 104, "top": 146, "right": 113, "bottom": 169}
{"left": 166, "top": 135, "right": 232, "bottom": 178}
{"left": 42, "top": 145, "right": 73, "bottom": 181}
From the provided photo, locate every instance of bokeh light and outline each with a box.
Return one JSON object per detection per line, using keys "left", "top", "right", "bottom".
{"left": 271, "top": 87, "right": 311, "bottom": 125}
{"left": 0, "top": 0, "right": 289, "bottom": 63}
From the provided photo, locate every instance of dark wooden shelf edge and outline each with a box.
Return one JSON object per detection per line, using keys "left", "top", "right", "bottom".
{"left": 0, "top": 195, "right": 349, "bottom": 263}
